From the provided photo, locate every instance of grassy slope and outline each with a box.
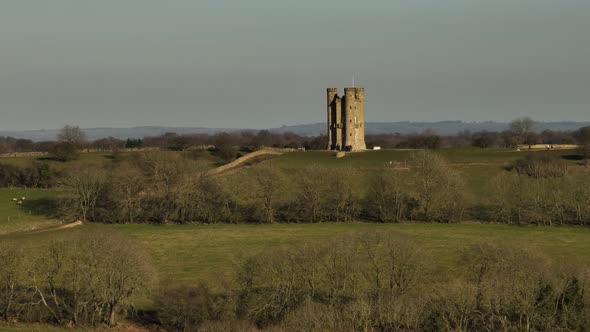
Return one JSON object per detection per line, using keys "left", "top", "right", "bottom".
{"left": 0, "top": 150, "right": 225, "bottom": 234}
{"left": 271, "top": 148, "right": 583, "bottom": 196}
{"left": 0, "top": 189, "right": 60, "bottom": 234}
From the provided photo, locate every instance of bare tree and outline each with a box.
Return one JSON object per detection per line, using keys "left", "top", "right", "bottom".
{"left": 108, "top": 167, "right": 146, "bottom": 223}
{"left": 57, "top": 125, "right": 87, "bottom": 145}
{"left": 27, "top": 232, "right": 156, "bottom": 326}
{"left": 510, "top": 117, "right": 535, "bottom": 146}
{"left": 0, "top": 242, "right": 26, "bottom": 322}
{"left": 574, "top": 126, "right": 590, "bottom": 164}
{"left": 289, "top": 167, "right": 330, "bottom": 222}
{"left": 410, "top": 150, "right": 467, "bottom": 222}
{"left": 251, "top": 164, "right": 286, "bottom": 223}
{"left": 58, "top": 167, "right": 107, "bottom": 221}
{"left": 364, "top": 170, "right": 409, "bottom": 222}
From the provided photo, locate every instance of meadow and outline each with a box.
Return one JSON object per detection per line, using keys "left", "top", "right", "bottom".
{"left": 0, "top": 188, "right": 60, "bottom": 234}
{"left": 6, "top": 221, "right": 590, "bottom": 290}
{"left": 1, "top": 147, "right": 590, "bottom": 331}
{"left": 88, "top": 222, "right": 590, "bottom": 287}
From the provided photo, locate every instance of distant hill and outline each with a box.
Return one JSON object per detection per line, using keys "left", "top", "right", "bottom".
{"left": 2, "top": 121, "right": 589, "bottom": 142}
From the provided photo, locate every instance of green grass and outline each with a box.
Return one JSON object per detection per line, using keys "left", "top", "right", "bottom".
{"left": 0, "top": 188, "right": 60, "bottom": 234}
{"left": 6, "top": 221, "right": 590, "bottom": 330}
{"left": 17, "top": 222, "right": 590, "bottom": 289}
{"left": 270, "top": 148, "right": 584, "bottom": 197}
{"left": 273, "top": 148, "right": 517, "bottom": 168}
{"left": 0, "top": 151, "right": 112, "bottom": 168}
{"left": 3, "top": 147, "right": 588, "bottom": 330}
{"left": 117, "top": 223, "right": 590, "bottom": 286}
{"left": 0, "top": 149, "right": 224, "bottom": 171}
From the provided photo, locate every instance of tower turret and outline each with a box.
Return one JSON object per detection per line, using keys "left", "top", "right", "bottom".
{"left": 327, "top": 88, "right": 338, "bottom": 150}
{"left": 343, "top": 88, "right": 356, "bottom": 150}
{"left": 354, "top": 88, "right": 366, "bottom": 150}
{"left": 326, "top": 86, "right": 366, "bottom": 151}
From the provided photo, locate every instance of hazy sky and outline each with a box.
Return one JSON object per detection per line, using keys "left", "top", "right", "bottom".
{"left": 1, "top": 1, "right": 589, "bottom": 130}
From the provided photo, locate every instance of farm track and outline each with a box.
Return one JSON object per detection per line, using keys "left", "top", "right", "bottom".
{"left": 0, "top": 220, "right": 82, "bottom": 237}
{"left": 30, "top": 220, "right": 83, "bottom": 233}
{"left": 207, "top": 148, "right": 289, "bottom": 176}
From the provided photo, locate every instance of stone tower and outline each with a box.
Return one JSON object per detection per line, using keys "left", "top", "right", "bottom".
{"left": 327, "top": 87, "right": 366, "bottom": 151}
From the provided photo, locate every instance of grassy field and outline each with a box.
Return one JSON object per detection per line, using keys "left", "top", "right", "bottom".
{"left": 0, "top": 149, "right": 224, "bottom": 170}
{"left": 0, "top": 145, "right": 588, "bottom": 331}
{"left": 11, "top": 222, "right": 590, "bottom": 290}
{"left": 0, "top": 188, "right": 60, "bottom": 234}
{"left": 0, "top": 147, "right": 585, "bottom": 235}
{"left": 270, "top": 148, "right": 585, "bottom": 196}
{"left": 0, "top": 151, "right": 113, "bottom": 168}
{"left": 271, "top": 148, "right": 578, "bottom": 168}
{"left": 4, "top": 220, "right": 590, "bottom": 331}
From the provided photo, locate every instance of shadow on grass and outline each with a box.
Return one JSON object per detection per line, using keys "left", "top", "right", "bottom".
{"left": 22, "top": 197, "right": 59, "bottom": 218}
{"left": 561, "top": 154, "right": 585, "bottom": 161}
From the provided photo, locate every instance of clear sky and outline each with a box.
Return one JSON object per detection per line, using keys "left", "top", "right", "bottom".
{"left": 1, "top": 1, "right": 589, "bottom": 130}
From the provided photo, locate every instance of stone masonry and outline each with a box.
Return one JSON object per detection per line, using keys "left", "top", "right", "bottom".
{"left": 327, "top": 87, "right": 366, "bottom": 151}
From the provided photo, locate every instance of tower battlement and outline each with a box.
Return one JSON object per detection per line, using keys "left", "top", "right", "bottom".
{"left": 326, "top": 87, "right": 366, "bottom": 151}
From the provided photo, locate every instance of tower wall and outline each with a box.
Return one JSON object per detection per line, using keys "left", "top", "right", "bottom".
{"left": 343, "top": 88, "right": 356, "bottom": 149}
{"left": 327, "top": 88, "right": 338, "bottom": 149}
{"left": 326, "top": 87, "right": 366, "bottom": 151}
{"left": 334, "top": 96, "right": 342, "bottom": 149}
{"left": 354, "top": 88, "right": 366, "bottom": 150}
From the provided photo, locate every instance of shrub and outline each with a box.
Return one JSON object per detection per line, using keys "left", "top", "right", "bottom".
{"left": 409, "top": 150, "right": 467, "bottom": 222}
{"left": 51, "top": 142, "right": 79, "bottom": 161}
{"left": 0, "top": 161, "right": 58, "bottom": 188}
{"left": 488, "top": 173, "right": 590, "bottom": 226}
{"left": 363, "top": 170, "right": 411, "bottom": 222}
{"left": 510, "top": 153, "right": 568, "bottom": 178}
{"left": 156, "top": 286, "right": 214, "bottom": 331}
{"left": 0, "top": 163, "right": 22, "bottom": 187}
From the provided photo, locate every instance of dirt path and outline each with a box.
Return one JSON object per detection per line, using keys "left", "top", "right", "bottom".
{"left": 207, "top": 148, "right": 289, "bottom": 176}
{"left": 30, "top": 220, "right": 83, "bottom": 233}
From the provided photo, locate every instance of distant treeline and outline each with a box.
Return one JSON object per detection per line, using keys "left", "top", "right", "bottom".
{"left": 2, "top": 123, "right": 590, "bottom": 156}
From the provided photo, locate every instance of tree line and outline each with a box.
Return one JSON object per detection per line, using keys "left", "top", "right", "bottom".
{"left": 48, "top": 149, "right": 590, "bottom": 227}
{"left": 3, "top": 231, "right": 590, "bottom": 331}
{"left": 2, "top": 121, "right": 590, "bottom": 162}
{"left": 55, "top": 150, "right": 467, "bottom": 224}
